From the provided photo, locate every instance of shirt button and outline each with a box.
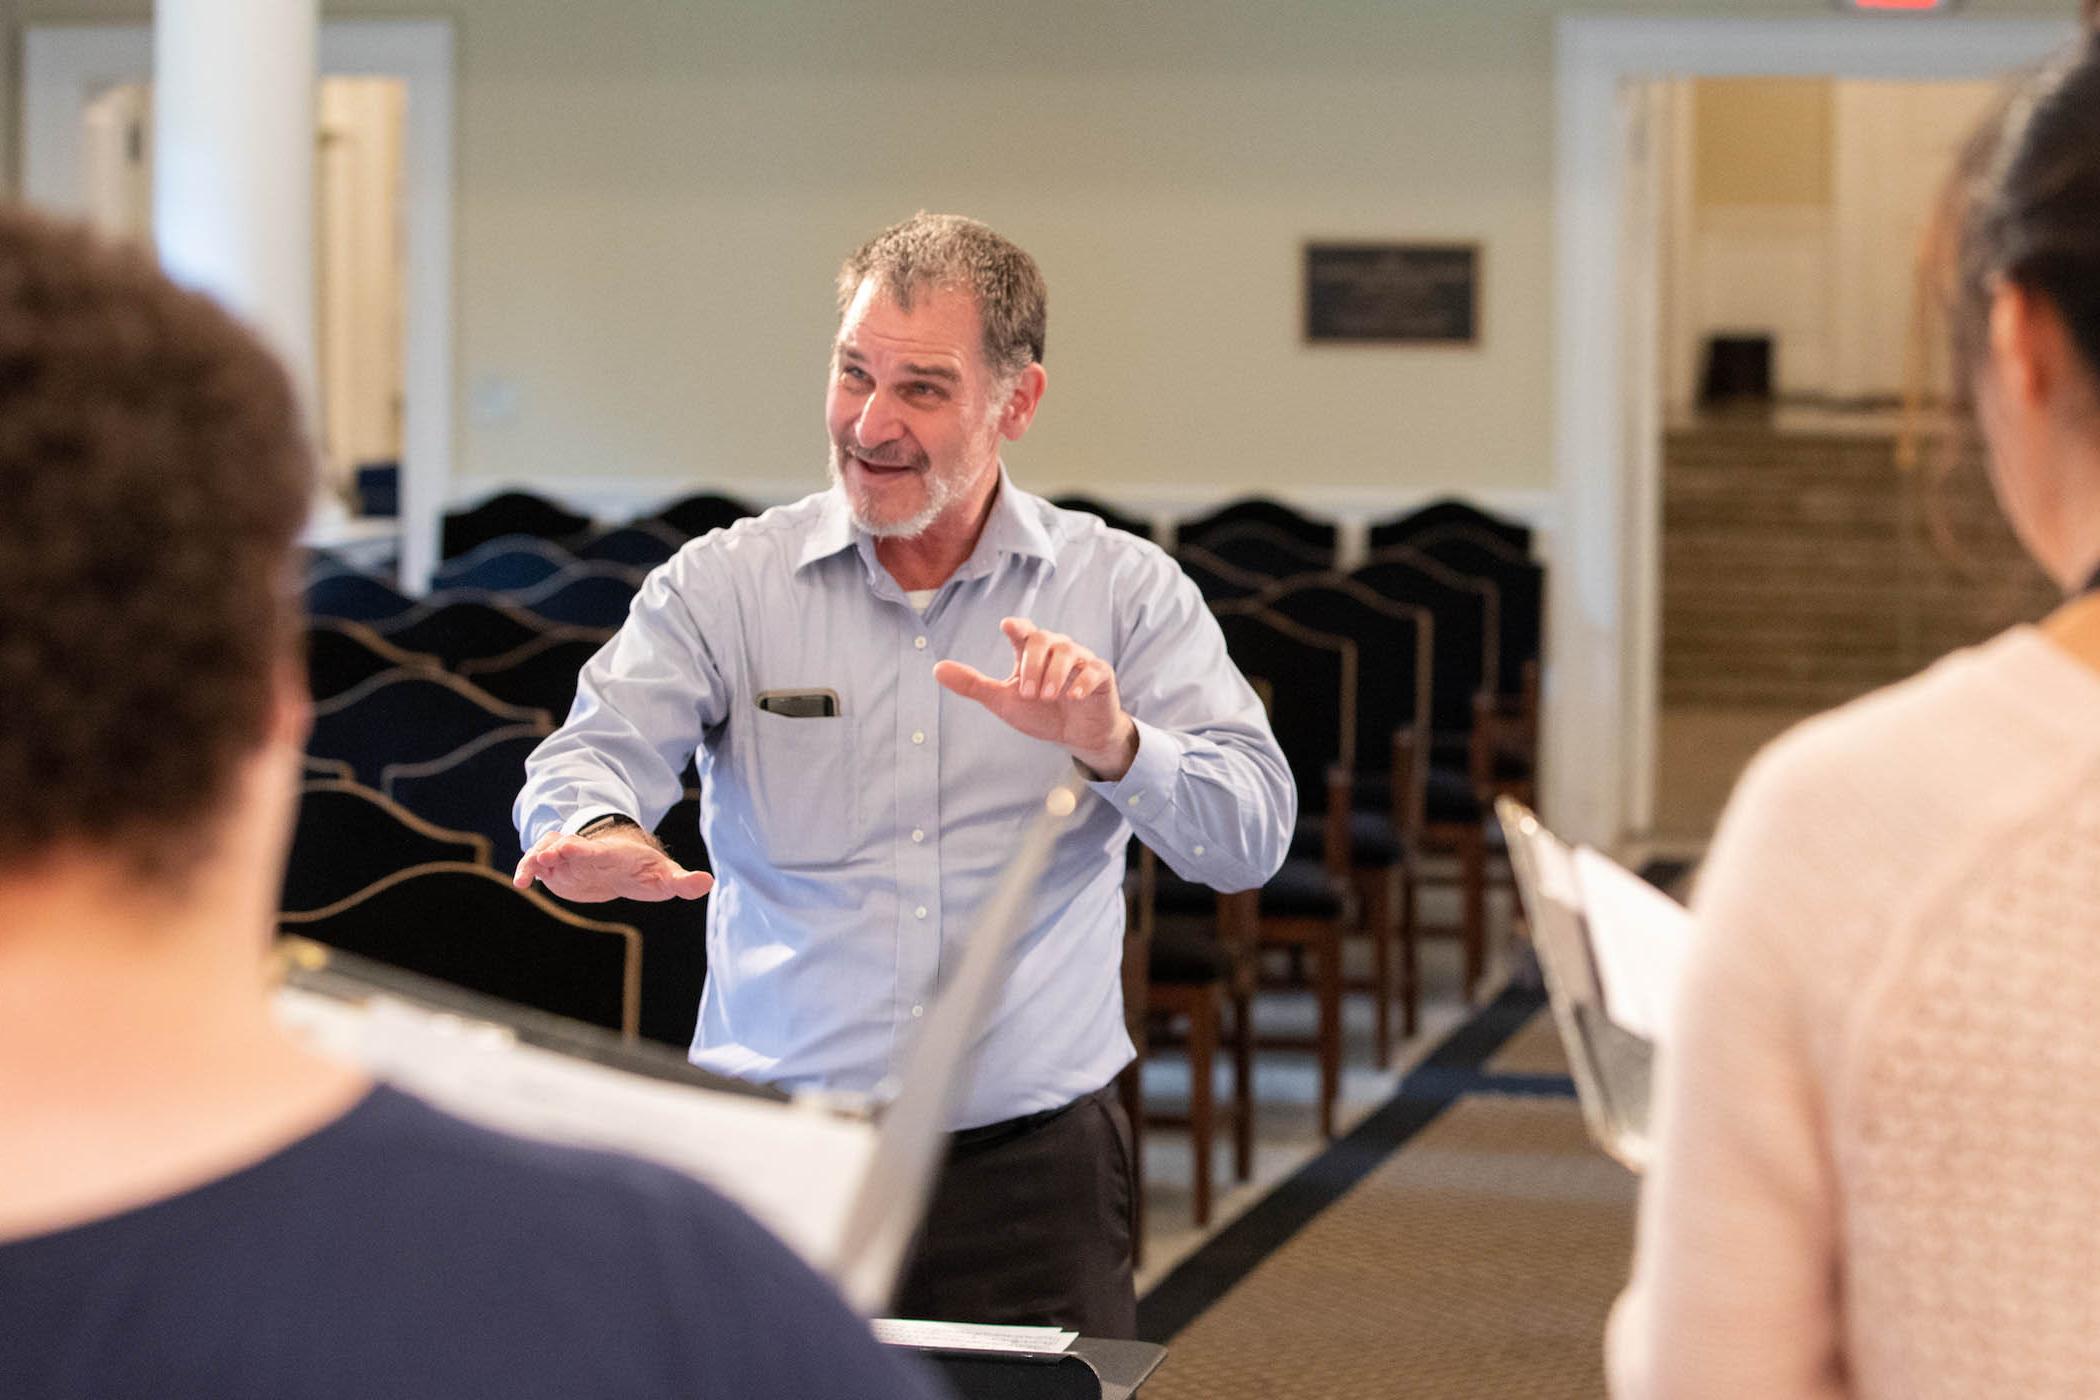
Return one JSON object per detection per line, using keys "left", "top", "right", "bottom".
{"left": 914, "top": 636, "right": 927, "bottom": 650}
{"left": 911, "top": 828, "right": 925, "bottom": 843}
{"left": 1194, "top": 844, "right": 1206, "bottom": 857}
{"left": 1127, "top": 795, "right": 1142, "bottom": 808}
{"left": 911, "top": 1005, "right": 924, "bottom": 1019}
{"left": 911, "top": 730, "right": 925, "bottom": 745}
{"left": 915, "top": 905, "right": 928, "bottom": 920}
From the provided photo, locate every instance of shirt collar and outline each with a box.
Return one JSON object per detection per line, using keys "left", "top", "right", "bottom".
{"left": 795, "top": 487, "right": 858, "bottom": 571}
{"left": 794, "top": 466, "right": 1057, "bottom": 580}
{"left": 957, "top": 467, "right": 1057, "bottom": 580}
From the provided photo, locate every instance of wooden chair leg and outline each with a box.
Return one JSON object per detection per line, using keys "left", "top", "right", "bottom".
{"left": 1231, "top": 986, "right": 1254, "bottom": 1183}
{"left": 1187, "top": 993, "right": 1217, "bottom": 1228}
{"left": 1362, "top": 866, "right": 1393, "bottom": 1063}
{"left": 1317, "top": 928, "right": 1341, "bottom": 1141}
{"left": 1461, "top": 824, "right": 1487, "bottom": 1000}
{"left": 1400, "top": 862, "right": 1420, "bottom": 1039}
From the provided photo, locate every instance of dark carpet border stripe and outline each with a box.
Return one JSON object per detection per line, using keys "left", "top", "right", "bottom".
{"left": 1134, "top": 982, "right": 1547, "bottom": 1344}
{"left": 1403, "top": 1067, "right": 1577, "bottom": 1100}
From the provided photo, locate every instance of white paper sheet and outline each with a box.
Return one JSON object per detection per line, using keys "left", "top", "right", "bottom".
{"left": 271, "top": 776, "right": 1089, "bottom": 1318}
{"left": 871, "top": 1319, "right": 1077, "bottom": 1354}
{"left": 1571, "top": 845, "right": 1694, "bottom": 1046}
{"left": 275, "top": 987, "right": 877, "bottom": 1271}
{"left": 1531, "top": 826, "right": 1581, "bottom": 907}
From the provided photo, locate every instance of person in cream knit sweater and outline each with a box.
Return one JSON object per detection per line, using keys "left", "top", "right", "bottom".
{"left": 1610, "top": 31, "right": 2100, "bottom": 1400}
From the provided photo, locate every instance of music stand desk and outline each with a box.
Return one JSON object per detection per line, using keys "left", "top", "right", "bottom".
{"left": 897, "top": 1336, "right": 1167, "bottom": 1400}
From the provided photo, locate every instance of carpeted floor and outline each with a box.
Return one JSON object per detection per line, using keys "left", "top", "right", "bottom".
{"left": 1136, "top": 995, "right": 1639, "bottom": 1400}
{"left": 1483, "top": 1008, "right": 1571, "bottom": 1079}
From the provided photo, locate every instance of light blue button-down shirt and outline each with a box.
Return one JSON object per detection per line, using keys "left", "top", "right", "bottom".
{"left": 515, "top": 474, "right": 1294, "bottom": 1129}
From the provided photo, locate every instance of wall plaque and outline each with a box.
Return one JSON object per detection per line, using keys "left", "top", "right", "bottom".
{"left": 1304, "top": 241, "right": 1479, "bottom": 344}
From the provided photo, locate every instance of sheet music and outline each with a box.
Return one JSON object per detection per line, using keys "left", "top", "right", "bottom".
{"left": 276, "top": 987, "right": 878, "bottom": 1270}
{"left": 272, "top": 774, "right": 1086, "bottom": 1318}
{"left": 871, "top": 1319, "right": 1077, "bottom": 1354}
{"left": 1530, "top": 825, "right": 1581, "bottom": 907}
{"left": 1571, "top": 846, "right": 1693, "bottom": 1047}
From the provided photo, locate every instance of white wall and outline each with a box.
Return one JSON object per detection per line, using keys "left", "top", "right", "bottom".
{"left": 1664, "top": 74, "right": 2007, "bottom": 409}
{"left": 8, "top": 0, "right": 2069, "bottom": 510}
{"left": 1826, "top": 78, "right": 2002, "bottom": 401}
{"left": 1689, "top": 202, "right": 1834, "bottom": 395}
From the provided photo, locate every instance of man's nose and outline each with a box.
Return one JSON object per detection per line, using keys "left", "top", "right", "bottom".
{"left": 854, "top": 389, "right": 905, "bottom": 447}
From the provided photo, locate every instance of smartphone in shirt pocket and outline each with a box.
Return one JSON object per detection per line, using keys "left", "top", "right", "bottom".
{"left": 755, "top": 688, "right": 840, "bottom": 719}
{"left": 747, "top": 688, "right": 857, "bottom": 867}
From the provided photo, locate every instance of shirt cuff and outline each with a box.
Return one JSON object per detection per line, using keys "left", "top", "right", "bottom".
{"left": 559, "top": 804, "right": 632, "bottom": 838}
{"left": 1086, "top": 716, "right": 1184, "bottom": 820}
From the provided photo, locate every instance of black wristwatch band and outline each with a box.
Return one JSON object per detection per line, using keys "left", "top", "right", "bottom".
{"left": 576, "top": 813, "right": 640, "bottom": 838}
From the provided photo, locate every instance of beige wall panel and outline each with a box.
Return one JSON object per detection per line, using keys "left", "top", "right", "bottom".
{"left": 1694, "top": 77, "right": 1833, "bottom": 209}
{"left": 10, "top": 0, "right": 2068, "bottom": 503}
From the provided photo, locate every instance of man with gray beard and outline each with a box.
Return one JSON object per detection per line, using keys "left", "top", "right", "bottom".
{"left": 515, "top": 213, "right": 1293, "bottom": 1334}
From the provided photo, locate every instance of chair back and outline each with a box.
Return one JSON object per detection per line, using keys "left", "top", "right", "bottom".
{"left": 307, "top": 669, "right": 551, "bottom": 787}
{"left": 1181, "top": 521, "right": 1332, "bottom": 581}
{"left": 431, "top": 535, "right": 579, "bottom": 593}
{"left": 306, "top": 620, "right": 439, "bottom": 702}
{"left": 1255, "top": 577, "right": 1433, "bottom": 816}
{"left": 1051, "top": 494, "right": 1155, "bottom": 542}
{"left": 567, "top": 520, "right": 685, "bottom": 570}
{"left": 1405, "top": 525, "right": 1543, "bottom": 700}
{"left": 441, "top": 490, "right": 592, "bottom": 561}
{"left": 1174, "top": 544, "right": 1267, "bottom": 604}
{"left": 456, "top": 630, "right": 613, "bottom": 719}
{"left": 641, "top": 491, "right": 757, "bottom": 539}
{"left": 510, "top": 563, "right": 645, "bottom": 629}
{"left": 304, "top": 549, "right": 354, "bottom": 582}
{"left": 283, "top": 781, "right": 490, "bottom": 914}
{"left": 280, "top": 861, "right": 642, "bottom": 1040}
{"left": 1178, "top": 496, "right": 1338, "bottom": 562}
{"left": 382, "top": 724, "right": 551, "bottom": 872}
{"left": 1350, "top": 548, "right": 1499, "bottom": 739}
{"left": 1369, "top": 497, "right": 1532, "bottom": 559}
{"left": 305, "top": 568, "right": 414, "bottom": 625}
{"left": 375, "top": 596, "right": 562, "bottom": 669}
{"left": 1208, "top": 604, "right": 1355, "bottom": 812}
{"left": 302, "top": 755, "right": 355, "bottom": 783}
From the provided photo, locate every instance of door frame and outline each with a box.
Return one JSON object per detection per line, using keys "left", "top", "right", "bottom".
{"left": 22, "top": 19, "right": 455, "bottom": 591}
{"left": 1548, "top": 14, "right": 2070, "bottom": 848}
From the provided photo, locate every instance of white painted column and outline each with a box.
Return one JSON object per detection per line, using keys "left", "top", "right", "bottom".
{"left": 151, "top": 0, "right": 330, "bottom": 509}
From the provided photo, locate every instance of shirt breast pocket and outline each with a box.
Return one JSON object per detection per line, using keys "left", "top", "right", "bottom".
{"left": 745, "top": 708, "right": 859, "bottom": 868}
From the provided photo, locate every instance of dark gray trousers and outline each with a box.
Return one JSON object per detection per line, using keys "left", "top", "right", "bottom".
{"left": 891, "top": 1081, "right": 1137, "bottom": 1339}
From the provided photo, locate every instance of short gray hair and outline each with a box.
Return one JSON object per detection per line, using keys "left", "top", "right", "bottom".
{"left": 836, "top": 212, "right": 1046, "bottom": 380}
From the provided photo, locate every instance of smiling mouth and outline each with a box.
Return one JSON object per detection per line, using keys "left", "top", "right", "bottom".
{"left": 855, "top": 455, "right": 921, "bottom": 476}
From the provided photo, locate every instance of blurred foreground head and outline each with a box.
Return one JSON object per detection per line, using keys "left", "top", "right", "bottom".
{"left": 0, "top": 208, "right": 312, "bottom": 888}
{"left": 1939, "top": 32, "right": 2100, "bottom": 587}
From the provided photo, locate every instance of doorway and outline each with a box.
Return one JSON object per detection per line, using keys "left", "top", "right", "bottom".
{"left": 1548, "top": 15, "right": 2072, "bottom": 852}
{"left": 22, "top": 20, "right": 455, "bottom": 591}
{"left": 1646, "top": 74, "right": 2063, "bottom": 841}
{"left": 80, "top": 75, "right": 409, "bottom": 509}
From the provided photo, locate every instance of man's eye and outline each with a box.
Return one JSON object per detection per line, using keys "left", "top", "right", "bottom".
{"left": 840, "top": 366, "right": 871, "bottom": 385}
{"left": 904, "top": 382, "right": 945, "bottom": 400}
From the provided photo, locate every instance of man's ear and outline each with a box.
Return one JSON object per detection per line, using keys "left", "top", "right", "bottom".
{"left": 997, "top": 363, "right": 1049, "bottom": 442}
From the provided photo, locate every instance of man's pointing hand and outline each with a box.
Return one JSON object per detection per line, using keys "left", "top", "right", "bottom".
{"left": 933, "top": 616, "right": 1139, "bottom": 780}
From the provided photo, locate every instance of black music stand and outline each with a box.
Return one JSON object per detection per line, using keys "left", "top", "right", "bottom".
{"left": 890, "top": 1336, "right": 1167, "bottom": 1400}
